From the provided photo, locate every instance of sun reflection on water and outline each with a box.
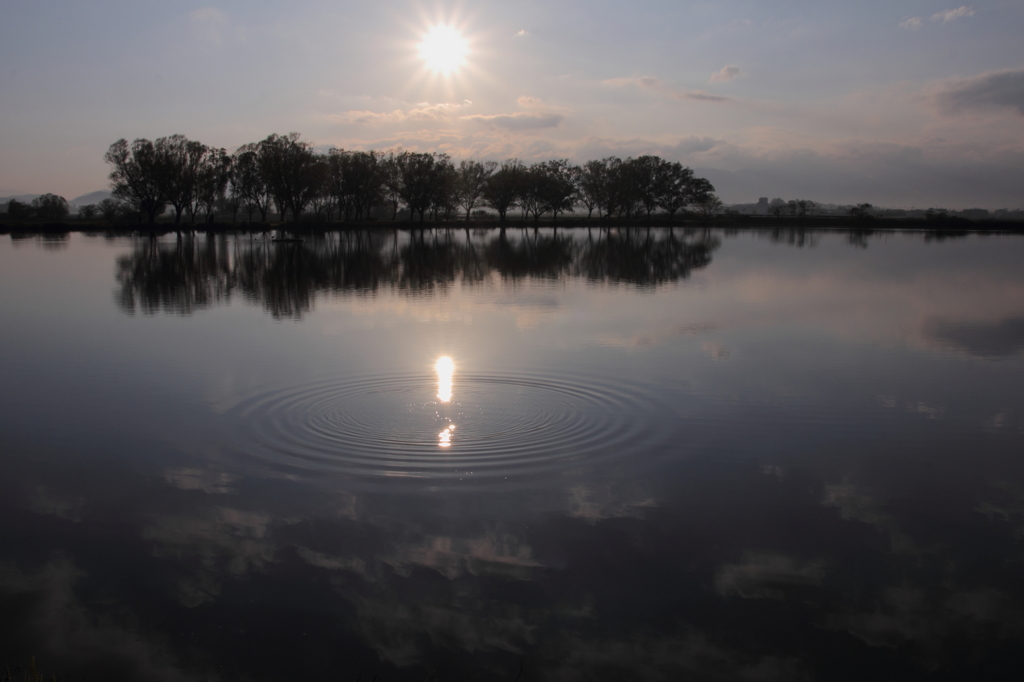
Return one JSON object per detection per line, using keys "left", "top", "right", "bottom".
{"left": 435, "top": 356, "right": 454, "bottom": 403}
{"left": 435, "top": 356, "right": 456, "bottom": 448}
{"left": 438, "top": 423, "right": 455, "bottom": 448}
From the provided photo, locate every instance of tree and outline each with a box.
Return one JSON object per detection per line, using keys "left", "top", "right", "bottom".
{"left": 537, "top": 159, "right": 577, "bottom": 222}
{"left": 32, "top": 194, "right": 70, "bottom": 222}
{"left": 339, "top": 150, "right": 385, "bottom": 221}
{"left": 78, "top": 204, "right": 98, "bottom": 220}
{"left": 690, "top": 178, "right": 722, "bottom": 220}
{"left": 6, "top": 199, "right": 33, "bottom": 221}
{"left": 397, "top": 152, "right": 438, "bottom": 223}
{"left": 194, "top": 147, "right": 231, "bottom": 223}
{"left": 604, "top": 157, "right": 644, "bottom": 220}
{"left": 849, "top": 203, "right": 874, "bottom": 220}
{"left": 429, "top": 154, "right": 458, "bottom": 221}
{"left": 98, "top": 198, "right": 123, "bottom": 222}
{"left": 787, "top": 199, "right": 817, "bottom": 218}
{"left": 632, "top": 155, "right": 662, "bottom": 220}
{"left": 655, "top": 161, "right": 695, "bottom": 221}
{"left": 259, "top": 133, "right": 318, "bottom": 221}
{"left": 518, "top": 164, "right": 546, "bottom": 221}
{"left": 380, "top": 152, "right": 403, "bottom": 221}
{"left": 306, "top": 155, "right": 333, "bottom": 220}
{"left": 482, "top": 159, "right": 523, "bottom": 222}
{"left": 231, "top": 143, "right": 271, "bottom": 222}
{"left": 104, "top": 138, "right": 167, "bottom": 223}
{"left": 154, "top": 134, "right": 208, "bottom": 224}
{"left": 455, "top": 160, "right": 494, "bottom": 221}
{"left": 575, "top": 159, "right": 609, "bottom": 220}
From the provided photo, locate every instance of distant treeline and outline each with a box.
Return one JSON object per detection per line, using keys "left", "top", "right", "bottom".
{"left": 93, "top": 133, "right": 723, "bottom": 226}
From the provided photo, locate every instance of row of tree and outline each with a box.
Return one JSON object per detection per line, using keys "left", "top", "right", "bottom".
{"left": 103, "top": 133, "right": 723, "bottom": 225}
{"left": 4, "top": 194, "right": 71, "bottom": 222}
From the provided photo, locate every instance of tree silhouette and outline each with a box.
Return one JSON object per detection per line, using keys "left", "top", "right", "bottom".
{"left": 456, "top": 160, "right": 494, "bottom": 221}
{"left": 482, "top": 159, "right": 523, "bottom": 223}
{"left": 104, "top": 138, "right": 167, "bottom": 223}
{"left": 101, "top": 132, "right": 725, "bottom": 226}
{"left": 32, "top": 194, "right": 70, "bottom": 222}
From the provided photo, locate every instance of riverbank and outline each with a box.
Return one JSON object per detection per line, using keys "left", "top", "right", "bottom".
{"left": 2, "top": 213, "right": 1024, "bottom": 236}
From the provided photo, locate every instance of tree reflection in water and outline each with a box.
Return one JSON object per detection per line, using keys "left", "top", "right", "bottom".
{"left": 115, "top": 228, "right": 721, "bottom": 318}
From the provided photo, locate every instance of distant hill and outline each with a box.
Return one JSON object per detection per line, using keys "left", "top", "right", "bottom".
{"left": 0, "top": 194, "right": 40, "bottom": 212}
{"left": 70, "top": 190, "right": 112, "bottom": 207}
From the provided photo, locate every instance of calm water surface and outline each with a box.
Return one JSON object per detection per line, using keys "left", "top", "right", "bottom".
{"left": 2, "top": 228, "right": 1023, "bottom": 680}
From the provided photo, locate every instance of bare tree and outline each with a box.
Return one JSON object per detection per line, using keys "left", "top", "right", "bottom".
{"left": 575, "top": 159, "right": 609, "bottom": 221}
{"left": 380, "top": 152, "right": 403, "bottom": 221}
{"left": 456, "top": 160, "right": 494, "bottom": 221}
{"left": 32, "top": 194, "right": 69, "bottom": 222}
{"left": 397, "top": 152, "right": 441, "bottom": 223}
{"left": 154, "top": 134, "right": 208, "bottom": 224}
{"left": 231, "top": 143, "right": 271, "bottom": 222}
{"left": 195, "top": 148, "right": 232, "bottom": 223}
{"left": 104, "top": 138, "right": 166, "bottom": 223}
{"left": 537, "top": 159, "right": 577, "bottom": 222}
{"left": 482, "top": 159, "right": 523, "bottom": 223}
{"left": 691, "top": 178, "right": 722, "bottom": 220}
{"left": 259, "top": 133, "right": 317, "bottom": 221}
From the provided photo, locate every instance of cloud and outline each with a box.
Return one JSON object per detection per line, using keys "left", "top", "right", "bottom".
{"left": 0, "top": 558, "right": 202, "bottom": 681}
{"left": 922, "top": 316, "right": 1024, "bottom": 357}
{"left": 676, "top": 90, "right": 732, "bottom": 103}
{"left": 901, "top": 7, "right": 973, "bottom": 29}
{"left": 932, "top": 68, "right": 1024, "bottom": 115}
{"left": 189, "top": 7, "right": 227, "bottom": 46}
{"left": 931, "top": 5, "right": 975, "bottom": 23}
{"left": 603, "top": 75, "right": 662, "bottom": 89}
{"left": 715, "top": 553, "right": 824, "bottom": 600}
{"left": 335, "top": 101, "right": 472, "bottom": 125}
{"left": 517, "top": 96, "right": 543, "bottom": 108}
{"left": 515, "top": 29, "right": 528, "bottom": 37}
{"left": 463, "top": 112, "right": 565, "bottom": 130}
{"left": 603, "top": 76, "right": 732, "bottom": 103}
{"left": 190, "top": 6, "right": 226, "bottom": 23}
{"left": 164, "top": 467, "right": 237, "bottom": 494}
{"left": 710, "top": 65, "right": 742, "bottom": 83}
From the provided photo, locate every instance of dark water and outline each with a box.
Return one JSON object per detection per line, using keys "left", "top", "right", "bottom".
{"left": 2, "top": 228, "right": 1024, "bottom": 681}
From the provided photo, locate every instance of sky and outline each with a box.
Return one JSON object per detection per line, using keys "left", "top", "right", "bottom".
{"left": 1, "top": 0, "right": 1022, "bottom": 209}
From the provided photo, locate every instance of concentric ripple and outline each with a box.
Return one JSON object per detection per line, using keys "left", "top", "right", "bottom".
{"left": 221, "top": 371, "right": 677, "bottom": 481}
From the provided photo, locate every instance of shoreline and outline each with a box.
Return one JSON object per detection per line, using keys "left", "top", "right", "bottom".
{"left": 3, "top": 214, "right": 1024, "bottom": 236}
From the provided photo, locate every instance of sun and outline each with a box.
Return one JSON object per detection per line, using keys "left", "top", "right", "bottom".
{"left": 418, "top": 25, "right": 468, "bottom": 75}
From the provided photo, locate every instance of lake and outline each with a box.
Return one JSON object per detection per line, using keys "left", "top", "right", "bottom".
{"left": 2, "top": 227, "right": 1023, "bottom": 681}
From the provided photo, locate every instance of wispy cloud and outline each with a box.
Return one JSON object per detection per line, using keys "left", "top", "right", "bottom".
{"left": 900, "top": 7, "right": 973, "bottom": 29}
{"left": 334, "top": 101, "right": 472, "bottom": 125}
{"left": 515, "top": 29, "right": 529, "bottom": 37}
{"left": 189, "top": 7, "right": 227, "bottom": 46}
{"left": 932, "top": 68, "right": 1024, "bottom": 115}
{"left": 710, "top": 65, "right": 742, "bottom": 83}
{"left": 603, "top": 76, "right": 662, "bottom": 89}
{"left": 463, "top": 112, "right": 565, "bottom": 130}
{"left": 604, "top": 75, "right": 732, "bottom": 103}
{"left": 676, "top": 90, "right": 732, "bottom": 103}
{"left": 931, "top": 5, "right": 975, "bottom": 23}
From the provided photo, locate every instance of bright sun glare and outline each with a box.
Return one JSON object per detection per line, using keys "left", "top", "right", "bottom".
{"left": 418, "top": 25, "right": 468, "bottom": 75}
{"left": 435, "top": 356, "right": 454, "bottom": 403}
